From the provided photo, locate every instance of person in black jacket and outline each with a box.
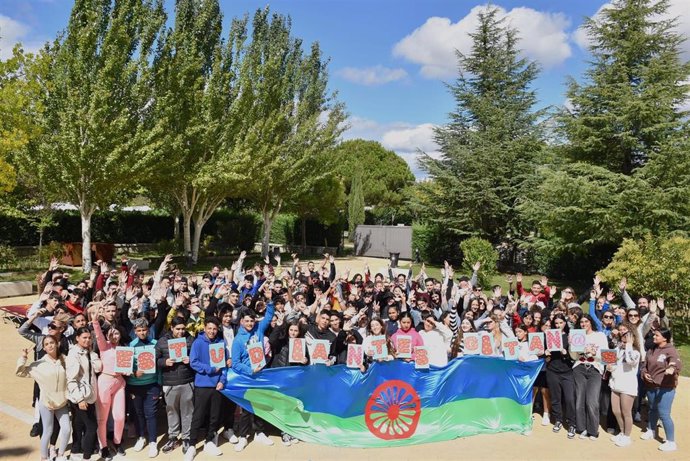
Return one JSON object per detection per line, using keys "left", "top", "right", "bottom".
{"left": 155, "top": 317, "right": 195, "bottom": 455}
{"left": 545, "top": 314, "right": 577, "bottom": 439}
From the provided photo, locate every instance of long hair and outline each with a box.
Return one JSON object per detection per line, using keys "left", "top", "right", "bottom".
{"left": 43, "top": 334, "right": 66, "bottom": 367}
{"left": 618, "top": 321, "right": 640, "bottom": 351}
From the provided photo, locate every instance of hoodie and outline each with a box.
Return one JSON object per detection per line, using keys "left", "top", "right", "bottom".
{"left": 231, "top": 302, "right": 275, "bottom": 376}
{"left": 190, "top": 331, "right": 227, "bottom": 388}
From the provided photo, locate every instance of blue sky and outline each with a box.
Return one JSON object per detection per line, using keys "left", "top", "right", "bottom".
{"left": 1, "top": 0, "right": 689, "bottom": 177}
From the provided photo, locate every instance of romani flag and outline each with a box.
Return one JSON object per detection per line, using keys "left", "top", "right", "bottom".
{"left": 221, "top": 356, "right": 542, "bottom": 447}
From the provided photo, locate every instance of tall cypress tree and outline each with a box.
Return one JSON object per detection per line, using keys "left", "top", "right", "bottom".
{"left": 418, "top": 7, "right": 543, "bottom": 245}
{"left": 561, "top": 0, "right": 690, "bottom": 175}
{"left": 348, "top": 171, "right": 365, "bottom": 241}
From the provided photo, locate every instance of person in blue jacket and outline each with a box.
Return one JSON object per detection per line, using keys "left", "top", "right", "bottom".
{"left": 184, "top": 317, "right": 227, "bottom": 461}
{"left": 231, "top": 285, "right": 275, "bottom": 452}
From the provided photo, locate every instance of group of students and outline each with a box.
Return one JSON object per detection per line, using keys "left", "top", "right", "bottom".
{"left": 15, "top": 252, "right": 682, "bottom": 461}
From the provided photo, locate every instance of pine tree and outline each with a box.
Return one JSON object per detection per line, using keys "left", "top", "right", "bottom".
{"left": 418, "top": 7, "right": 544, "bottom": 245}
{"left": 561, "top": 0, "right": 690, "bottom": 175}
{"left": 348, "top": 171, "right": 365, "bottom": 241}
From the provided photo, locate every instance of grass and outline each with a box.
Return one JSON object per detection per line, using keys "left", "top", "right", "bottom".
{"left": 679, "top": 344, "right": 690, "bottom": 378}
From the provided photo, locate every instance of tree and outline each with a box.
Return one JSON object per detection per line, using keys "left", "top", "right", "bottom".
{"left": 334, "top": 139, "right": 415, "bottom": 223}
{"left": 147, "top": 0, "right": 246, "bottom": 263}
{"left": 561, "top": 0, "right": 690, "bottom": 175}
{"left": 232, "top": 9, "right": 346, "bottom": 258}
{"left": 16, "top": 0, "right": 167, "bottom": 271}
{"left": 0, "top": 46, "right": 41, "bottom": 197}
{"left": 520, "top": 0, "right": 690, "bottom": 264}
{"left": 347, "top": 171, "right": 365, "bottom": 241}
{"left": 418, "top": 7, "right": 544, "bottom": 246}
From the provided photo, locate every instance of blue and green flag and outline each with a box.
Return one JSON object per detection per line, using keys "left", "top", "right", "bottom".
{"left": 221, "top": 356, "right": 543, "bottom": 447}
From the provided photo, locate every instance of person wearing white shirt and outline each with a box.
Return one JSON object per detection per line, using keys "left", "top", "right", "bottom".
{"left": 419, "top": 312, "right": 453, "bottom": 367}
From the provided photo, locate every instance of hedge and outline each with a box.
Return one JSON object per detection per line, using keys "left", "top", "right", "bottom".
{"left": 412, "top": 223, "right": 463, "bottom": 265}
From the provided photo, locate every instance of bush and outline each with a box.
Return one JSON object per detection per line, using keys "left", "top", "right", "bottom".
{"left": 155, "top": 239, "right": 182, "bottom": 256}
{"left": 460, "top": 237, "right": 498, "bottom": 289}
{"left": 412, "top": 223, "right": 461, "bottom": 265}
{"left": 598, "top": 235, "right": 690, "bottom": 344}
{"left": 38, "top": 241, "right": 65, "bottom": 263}
{"left": 0, "top": 244, "right": 17, "bottom": 270}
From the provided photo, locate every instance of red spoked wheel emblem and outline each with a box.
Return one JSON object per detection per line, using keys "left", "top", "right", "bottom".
{"left": 364, "top": 380, "right": 421, "bottom": 440}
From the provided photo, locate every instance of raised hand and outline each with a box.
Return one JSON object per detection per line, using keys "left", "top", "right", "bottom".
{"left": 49, "top": 256, "right": 59, "bottom": 271}
{"left": 550, "top": 286, "right": 558, "bottom": 298}
{"left": 129, "top": 263, "right": 138, "bottom": 275}
{"left": 619, "top": 277, "right": 627, "bottom": 292}
{"left": 658, "top": 298, "right": 665, "bottom": 311}
{"left": 493, "top": 286, "right": 502, "bottom": 298}
{"left": 606, "top": 290, "right": 615, "bottom": 302}
{"left": 649, "top": 299, "right": 657, "bottom": 314}
{"left": 472, "top": 261, "right": 481, "bottom": 272}
{"left": 541, "top": 275, "right": 548, "bottom": 287}
{"left": 593, "top": 274, "right": 601, "bottom": 287}
{"left": 516, "top": 273, "right": 523, "bottom": 283}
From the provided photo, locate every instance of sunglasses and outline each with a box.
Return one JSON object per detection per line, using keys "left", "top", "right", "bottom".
{"left": 48, "top": 323, "right": 59, "bottom": 329}
{"left": 603, "top": 315, "right": 614, "bottom": 319}
{"left": 628, "top": 314, "right": 639, "bottom": 318}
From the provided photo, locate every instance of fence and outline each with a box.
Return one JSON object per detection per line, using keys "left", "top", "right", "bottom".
{"left": 353, "top": 225, "right": 412, "bottom": 260}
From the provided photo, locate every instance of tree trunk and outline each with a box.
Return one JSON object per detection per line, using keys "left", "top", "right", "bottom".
{"left": 261, "top": 210, "right": 273, "bottom": 259}
{"left": 38, "top": 227, "right": 44, "bottom": 265}
{"left": 192, "top": 221, "right": 205, "bottom": 265}
{"left": 80, "top": 207, "right": 94, "bottom": 273}
{"left": 301, "top": 217, "right": 307, "bottom": 254}
{"left": 182, "top": 212, "right": 192, "bottom": 256}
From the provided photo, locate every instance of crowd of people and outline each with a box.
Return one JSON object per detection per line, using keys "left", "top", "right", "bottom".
{"left": 15, "top": 252, "right": 682, "bottom": 460}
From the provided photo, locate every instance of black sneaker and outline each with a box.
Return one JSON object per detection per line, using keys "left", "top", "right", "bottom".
{"left": 29, "top": 422, "right": 41, "bottom": 438}
{"left": 552, "top": 421, "right": 562, "bottom": 433}
{"left": 100, "top": 447, "right": 112, "bottom": 460}
{"left": 161, "top": 438, "right": 179, "bottom": 454}
{"left": 567, "top": 426, "right": 576, "bottom": 439}
{"left": 114, "top": 444, "right": 125, "bottom": 458}
{"left": 182, "top": 439, "right": 190, "bottom": 455}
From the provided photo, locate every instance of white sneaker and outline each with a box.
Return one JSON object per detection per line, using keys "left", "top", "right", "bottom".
{"left": 254, "top": 432, "right": 274, "bottom": 446}
{"left": 658, "top": 441, "right": 677, "bottom": 452}
{"left": 204, "top": 441, "right": 222, "bottom": 456}
{"left": 222, "top": 429, "right": 239, "bottom": 444}
{"left": 610, "top": 433, "right": 621, "bottom": 442}
{"left": 541, "top": 413, "right": 550, "bottom": 426}
{"left": 183, "top": 444, "right": 196, "bottom": 461}
{"left": 579, "top": 431, "right": 589, "bottom": 440}
{"left": 640, "top": 429, "right": 655, "bottom": 440}
{"left": 70, "top": 454, "right": 83, "bottom": 461}
{"left": 289, "top": 436, "right": 299, "bottom": 445}
{"left": 56, "top": 456, "right": 68, "bottom": 461}
{"left": 133, "top": 437, "right": 147, "bottom": 452}
{"left": 234, "top": 437, "right": 248, "bottom": 452}
{"left": 615, "top": 435, "right": 631, "bottom": 447}
{"left": 148, "top": 442, "right": 158, "bottom": 458}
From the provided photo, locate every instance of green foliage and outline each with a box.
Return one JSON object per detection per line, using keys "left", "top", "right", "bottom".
{"left": 460, "top": 237, "right": 498, "bottom": 288}
{"left": 335, "top": 139, "right": 414, "bottom": 223}
{"left": 0, "top": 244, "right": 18, "bottom": 270}
{"left": 155, "top": 239, "right": 183, "bottom": 256}
{"left": 38, "top": 241, "right": 64, "bottom": 263}
{"left": 560, "top": 0, "right": 690, "bottom": 175}
{"left": 348, "top": 172, "right": 365, "bottom": 240}
{"left": 412, "top": 223, "right": 461, "bottom": 265}
{"left": 418, "top": 7, "right": 544, "bottom": 245}
{"left": 598, "top": 235, "right": 690, "bottom": 343}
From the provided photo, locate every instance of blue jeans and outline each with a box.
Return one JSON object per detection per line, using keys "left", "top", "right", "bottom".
{"left": 129, "top": 383, "right": 160, "bottom": 443}
{"left": 646, "top": 388, "right": 675, "bottom": 442}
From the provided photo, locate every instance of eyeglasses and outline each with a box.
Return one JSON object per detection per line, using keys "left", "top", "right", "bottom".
{"left": 602, "top": 315, "right": 614, "bottom": 319}
{"left": 48, "top": 323, "right": 59, "bottom": 329}
{"left": 628, "top": 314, "right": 639, "bottom": 318}
{"left": 579, "top": 357, "right": 595, "bottom": 363}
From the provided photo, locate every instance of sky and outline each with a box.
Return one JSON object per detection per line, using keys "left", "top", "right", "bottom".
{"left": 1, "top": 0, "right": 689, "bottom": 178}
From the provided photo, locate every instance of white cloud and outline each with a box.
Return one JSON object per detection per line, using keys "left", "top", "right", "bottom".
{"left": 0, "top": 14, "right": 43, "bottom": 59}
{"left": 337, "top": 65, "right": 408, "bottom": 85}
{"left": 342, "top": 116, "right": 440, "bottom": 179}
{"left": 393, "top": 5, "right": 572, "bottom": 79}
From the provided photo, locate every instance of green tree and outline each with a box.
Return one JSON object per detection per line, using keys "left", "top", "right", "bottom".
{"left": 561, "top": 0, "right": 690, "bottom": 175}
{"left": 232, "top": 9, "right": 346, "bottom": 258}
{"left": 16, "top": 0, "right": 167, "bottom": 271}
{"left": 348, "top": 171, "right": 365, "bottom": 241}
{"left": 334, "top": 139, "right": 415, "bottom": 223}
{"left": 520, "top": 0, "right": 690, "bottom": 263}
{"left": 418, "top": 7, "right": 544, "bottom": 246}
{"left": 147, "top": 0, "right": 246, "bottom": 262}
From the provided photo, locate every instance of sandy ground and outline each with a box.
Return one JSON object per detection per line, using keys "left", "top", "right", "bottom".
{"left": 1, "top": 287, "right": 689, "bottom": 460}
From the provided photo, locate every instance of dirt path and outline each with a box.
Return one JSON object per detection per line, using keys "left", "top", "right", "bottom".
{"left": 1, "top": 292, "right": 688, "bottom": 461}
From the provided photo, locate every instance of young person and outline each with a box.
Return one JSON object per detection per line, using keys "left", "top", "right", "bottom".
{"left": 16, "top": 336, "right": 71, "bottom": 461}
{"left": 607, "top": 322, "right": 641, "bottom": 447}
{"left": 544, "top": 314, "right": 576, "bottom": 438}
{"left": 185, "top": 317, "right": 228, "bottom": 460}
{"left": 570, "top": 311, "right": 609, "bottom": 440}
{"left": 231, "top": 286, "right": 276, "bottom": 452}
{"left": 66, "top": 328, "right": 102, "bottom": 461}
{"left": 640, "top": 328, "right": 682, "bottom": 452}
{"left": 91, "top": 318, "right": 128, "bottom": 458}
{"left": 418, "top": 312, "right": 452, "bottom": 367}
{"left": 156, "top": 317, "right": 196, "bottom": 455}
{"left": 126, "top": 318, "right": 160, "bottom": 457}
{"left": 390, "top": 312, "right": 424, "bottom": 359}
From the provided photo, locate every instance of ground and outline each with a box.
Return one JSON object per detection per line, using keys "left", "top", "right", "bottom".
{"left": 1, "top": 259, "right": 689, "bottom": 460}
